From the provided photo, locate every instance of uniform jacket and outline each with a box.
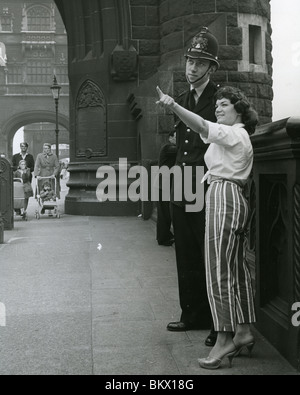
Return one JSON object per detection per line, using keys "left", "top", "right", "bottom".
{"left": 172, "top": 80, "right": 218, "bottom": 207}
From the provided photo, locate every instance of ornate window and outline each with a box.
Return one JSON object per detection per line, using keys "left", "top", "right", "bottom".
{"left": 23, "top": 5, "right": 54, "bottom": 32}
{"left": 0, "top": 7, "right": 13, "bottom": 32}
{"left": 7, "top": 63, "right": 23, "bottom": 84}
{"left": 27, "top": 59, "right": 52, "bottom": 84}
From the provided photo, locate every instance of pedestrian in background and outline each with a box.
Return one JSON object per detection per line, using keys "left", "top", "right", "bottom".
{"left": 12, "top": 142, "right": 35, "bottom": 182}
{"left": 14, "top": 159, "right": 34, "bottom": 213}
{"left": 34, "top": 143, "right": 60, "bottom": 197}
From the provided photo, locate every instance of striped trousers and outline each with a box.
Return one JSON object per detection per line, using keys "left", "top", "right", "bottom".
{"left": 205, "top": 180, "right": 256, "bottom": 332}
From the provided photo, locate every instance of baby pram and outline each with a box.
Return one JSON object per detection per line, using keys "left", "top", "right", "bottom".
{"left": 13, "top": 178, "right": 28, "bottom": 221}
{"left": 35, "top": 176, "right": 60, "bottom": 219}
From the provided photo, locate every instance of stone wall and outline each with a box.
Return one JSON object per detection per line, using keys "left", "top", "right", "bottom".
{"left": 131, "top": 0, "right": 160, "bottom": 82}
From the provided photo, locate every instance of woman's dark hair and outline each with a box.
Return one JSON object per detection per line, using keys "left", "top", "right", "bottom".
{"left": 214, "top": 86, "right": 259, "bottom": 135}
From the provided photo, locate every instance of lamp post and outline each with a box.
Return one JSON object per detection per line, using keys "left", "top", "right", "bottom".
{"left": 50, "top": 75, "right": 61, "bottom": 159}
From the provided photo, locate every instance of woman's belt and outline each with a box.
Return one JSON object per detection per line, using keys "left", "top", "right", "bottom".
{"left": 209, "top": 176, "right": 245, "bottom": 189}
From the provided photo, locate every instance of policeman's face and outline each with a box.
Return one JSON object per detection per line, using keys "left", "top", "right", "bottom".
{"left": 215, "top": 98, "right": 242, "bottom": 126}
{"left": 186, "top": 58, "right": 211, "bottom": 86}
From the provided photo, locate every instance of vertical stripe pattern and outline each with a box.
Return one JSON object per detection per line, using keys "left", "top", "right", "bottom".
{"left": 205, "top": 180, "right": 256, "bottom": 332}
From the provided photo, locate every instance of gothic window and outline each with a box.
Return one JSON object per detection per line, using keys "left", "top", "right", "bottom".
{"left": 7, "top": 64, "right": 23, "bottom": 84}
{"left": 0, "top": 8, "right": 13, "bottom": 32}
{"left": 27, "top": 59, "right": 52, "bottom": 84}
{"left": 55, "top": 64, "right": 69, "bottom": 84}
{"left": 26, "top": 6, "right": 52, "bottom": 32}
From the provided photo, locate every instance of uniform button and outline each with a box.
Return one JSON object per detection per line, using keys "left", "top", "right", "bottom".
{"left": 187, "top": 128, "right": 191, "bottom": 132}
{"left": 184, "top": 152, "right": 188, "bottom": 156}
{"left": 182, "top": 163, "right": 186, "bottom": 167}
{"left": 185, "top": 140, "right": 189, "bottom": 144}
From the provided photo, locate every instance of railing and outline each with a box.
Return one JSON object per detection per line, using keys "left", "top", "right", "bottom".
{"left": 250, "top": 117, "right": 300, "bottom": 371}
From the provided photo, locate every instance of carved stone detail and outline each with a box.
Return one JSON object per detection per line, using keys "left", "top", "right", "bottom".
{"left": 76, "top": 80, "right": 107, "bottom": 158}
{"left": 77, "top": 80, "right": 104, "bottom": 109}
{"left": 111, "top": 44, "right": 138, "bottom": 81}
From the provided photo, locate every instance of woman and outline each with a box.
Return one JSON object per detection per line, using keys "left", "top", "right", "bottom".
{"left": 34, "top": 143, "right": 60, "bottom": 198}
{"left": 14, "top": 159, "right": 34, "bottom": 213}
{"left": 156, "top": 85, "right": 258, "bottom": 370}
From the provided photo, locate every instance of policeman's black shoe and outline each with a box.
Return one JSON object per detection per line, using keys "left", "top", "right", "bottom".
{"left": 158, "top": 239, "right": 175, "bottom": 247}
{"left": 205, "top": 330, "right": 218, "bottom": 347}
{"left": 167, "top": 322, "right": 188, "bottom": 331}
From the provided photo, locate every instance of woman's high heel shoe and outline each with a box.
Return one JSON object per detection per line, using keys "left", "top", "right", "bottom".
{"left": 234, "top": 341, "right": 255, "bottom": 357}
{"left": 198, "top": 350, "right": 236, "bottom": 370}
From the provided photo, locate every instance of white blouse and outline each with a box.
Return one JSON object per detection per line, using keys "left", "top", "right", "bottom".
{"left": 201, "top": 122, "right": 253, "bottom": 186}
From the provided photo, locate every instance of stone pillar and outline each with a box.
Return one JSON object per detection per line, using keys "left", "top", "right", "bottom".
{"left": 158, "top": 0, "right": 273, "bottom": 123}
{"left": 56, "top": 0, "right": 141, "bottom": 216}
{"left": 0, "top": 213, "right": 4, "bottom": 244}
{"left": 0, "top": 157, "right": 13, "bottom": 231}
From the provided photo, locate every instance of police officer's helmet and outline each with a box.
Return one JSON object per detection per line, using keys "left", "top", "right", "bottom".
{"left": 185, "top": 27, "right": 220, "bottom": 69}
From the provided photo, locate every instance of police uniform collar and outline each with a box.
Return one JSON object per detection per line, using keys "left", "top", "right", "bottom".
{"left": 192, "top": 79, "right": 210, "bottom": 99}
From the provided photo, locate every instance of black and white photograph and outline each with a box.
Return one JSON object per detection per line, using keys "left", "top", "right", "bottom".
{"left": 0, "top": 0, "right": 300, "bottom": 378}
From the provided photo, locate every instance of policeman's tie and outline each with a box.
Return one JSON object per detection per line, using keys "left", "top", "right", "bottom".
{"left": 188, "top": 89, "right": 196, "bottom": 111}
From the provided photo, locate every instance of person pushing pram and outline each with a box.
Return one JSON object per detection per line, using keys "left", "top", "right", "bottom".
{"left": 34, "top": 143, "right": 61, "bottom": 219}
{"left": 34, "top": 143, "right": 60, "bottom": 197}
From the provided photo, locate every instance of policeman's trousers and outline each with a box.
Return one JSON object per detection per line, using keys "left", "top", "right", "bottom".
{"left": 205, "top": 180, "right": 256, "bottom": 332}
{"left": 171, "top": 203, "right": 212, "bottom": 327}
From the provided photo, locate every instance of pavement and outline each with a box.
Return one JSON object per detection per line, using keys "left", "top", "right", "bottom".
{"left": 0, "top": 182, "right": 299, "bottom": 376}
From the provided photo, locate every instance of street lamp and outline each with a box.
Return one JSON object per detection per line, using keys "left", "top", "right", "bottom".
{"left": 50, "top": 75, "right": 61, "bottom": 158}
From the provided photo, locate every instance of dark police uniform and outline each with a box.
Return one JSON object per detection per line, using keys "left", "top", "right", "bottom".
{"left": 156, "top": 141, "right": 177, "bottom": 245}
{"left": 171, "top": 80, "right": 218, "bottom": 329}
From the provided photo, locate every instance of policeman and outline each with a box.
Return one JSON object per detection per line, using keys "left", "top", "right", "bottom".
{"left": 167, "top": 27, "right": 220, "bottom": 347}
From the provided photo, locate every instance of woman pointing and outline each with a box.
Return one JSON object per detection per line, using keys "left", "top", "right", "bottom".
{"left": 156, "top": 85, "right": 258, "bottom": 370}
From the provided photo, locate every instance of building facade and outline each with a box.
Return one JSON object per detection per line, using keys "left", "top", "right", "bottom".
{"left": 0, "top": 0, "right": 69, "bottom": 159}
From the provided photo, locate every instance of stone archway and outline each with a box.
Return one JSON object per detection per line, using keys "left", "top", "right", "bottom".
{"left": 3, "top": 110, "right": 69, "bottom": 160}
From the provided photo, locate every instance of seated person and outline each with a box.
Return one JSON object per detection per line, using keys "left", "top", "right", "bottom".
{"left": 40, "top": 181, "right": 57, "bottom": 214}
